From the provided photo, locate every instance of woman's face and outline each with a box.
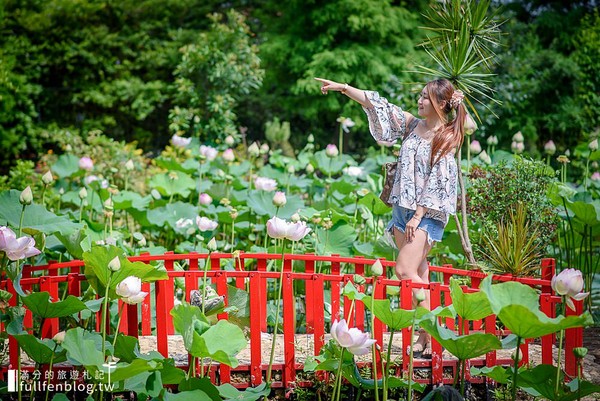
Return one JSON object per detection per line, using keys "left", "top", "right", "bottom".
{"left": 417, "top": 87, "right": 435, "bottom": 118}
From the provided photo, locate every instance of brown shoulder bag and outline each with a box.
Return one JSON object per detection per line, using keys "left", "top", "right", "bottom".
{"left": 380, "top": 162, "right": 397, "bottom": 208}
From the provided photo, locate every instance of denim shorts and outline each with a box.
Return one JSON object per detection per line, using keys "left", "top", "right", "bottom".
{"left": 386, "top": 206, "right": 446, "bottom": 245}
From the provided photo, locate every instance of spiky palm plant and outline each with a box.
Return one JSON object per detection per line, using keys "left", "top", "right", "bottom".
{"left": 415, "top": 0, "right": 504, "bottom": 120}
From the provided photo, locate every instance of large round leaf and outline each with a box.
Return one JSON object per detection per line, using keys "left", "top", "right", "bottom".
{"left": 149, "top": 171, "right": 196, "bottom": 198}
{"left": 0, "top": 190, "right": 81, "bottom": 236}
{"left": 22, "top": 291, "right": 87, "bottom": 318}
{"left": 14, "top": 334, "right": 67, "bottom": 364}
{"left": 246, "top": 190, "right": 304, "bottom": 219}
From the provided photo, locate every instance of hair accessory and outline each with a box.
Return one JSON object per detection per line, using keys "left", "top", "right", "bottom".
{"left": 449, "top": 89, "right": 464, "bottom": 109}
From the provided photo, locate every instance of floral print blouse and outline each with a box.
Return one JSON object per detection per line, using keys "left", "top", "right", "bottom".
{"left": 362, "top": 91, "right": 458, "bottom": 224}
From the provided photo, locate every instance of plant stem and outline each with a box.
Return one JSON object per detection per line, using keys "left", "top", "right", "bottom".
{"left": 111, "top": 302, "right": 126, "bottom": 352}
{"left": 383, "top": 329, "right": 395, "bottom": 401}
{"left": 555, "top": 328, "right": 564, "bottom": 398}
{"left": 44, "top": 344, "right": 58, "bottom": 401}
{"left": 230, "top": 219, "right": 235, "bottom": 250}
{"left": 371, "top": 279, "right": 379, "bottom": 401}
{"left": 18, "top": 204, "right": 26, "bottom": 236}
{"left": 100, "top": 274, "right": 112, "bottom": 401}
{"left": 511, "top": 337, "right": 521, "bottom": 401}
{"left": 339, "top": 124, "right": 343, "bottom": 156}
{"left": 266, "top": 240, "right": 287, "bottom": 385}
{"left": 408, "top": 318, "right": 416, "bottom": 401}
{"left": 334, "top": 348, "right": 345, "bottom": 401}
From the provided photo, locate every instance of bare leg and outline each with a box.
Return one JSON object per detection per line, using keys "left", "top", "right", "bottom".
{"left": 393, "top": 227, "right": 432, "bottom": 353}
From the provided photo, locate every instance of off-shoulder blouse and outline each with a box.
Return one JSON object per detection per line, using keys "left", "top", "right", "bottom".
{"left": 362, "top": 91, "right": 458, "bottom": 224}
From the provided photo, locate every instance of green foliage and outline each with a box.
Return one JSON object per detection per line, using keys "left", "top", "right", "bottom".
{"left": 469, "top": 157, "right": 559, "bottom": 263}
{"left": 415, "top": 0, "right": 503, "bottom": 119}
{"left": 264, "top": 118, "right": 294, "bottom": 157}
{"left": 170, "top": 10, "right": 264, "bottom": 142}
{"left": 479, "top": 203, "right": 544, "bottom": 277}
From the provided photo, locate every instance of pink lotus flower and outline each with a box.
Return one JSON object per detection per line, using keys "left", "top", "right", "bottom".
{"left": 331, "top": 319, "right": 376, "bottom": 356}
{"left": 286, "top": 221, "right": 311, "bottom": 241}
{"left": 171, "top": 134, "right": 192, "bottom": 148}
{"left": 196, "top": 216, "right": 218, "bottom": 232}
{"left": 198, "top": 193, "right": 212, "bottom": 205}
{"left": 326, "top": 144, "right": 339, "bottom": 158}
{"left": 222, "top": 149, "right": 235, "bottom": 162}
{"left": 0, "top": 226, "right": 41, "bottom": 261}
{"left": 79, "top": 157, "right": 94, "bottom": 171}
{"left": 591, "top": 172, "right": 600, "bottom": 181}
{"left": 551, "top": 268, "right": 589, "bottom": 311}
{"left": 469, "top": 140, "right": 482, "bottom": 154}
{"left": 115, "top": 276, "right": 148, "bottom": 305}
{"left": 199, "top": 145, "right": 218, "bottom": 161}
{"left": 266, "top": 216, "right": 289, "bottom": 239}
{"left": 254, "top": 177, "right": 277, "bottom": 192}
{"left": 272, "top": 191, "right": 287, "bottom": 207}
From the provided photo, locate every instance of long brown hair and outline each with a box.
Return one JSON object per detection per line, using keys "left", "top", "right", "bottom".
{"left": 425, "top": 79, "right": 466, "bottom": 166}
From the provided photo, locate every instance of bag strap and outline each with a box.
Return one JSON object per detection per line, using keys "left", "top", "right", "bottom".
{"left": 403, "top": 118, "right": 420, "bottom": 141}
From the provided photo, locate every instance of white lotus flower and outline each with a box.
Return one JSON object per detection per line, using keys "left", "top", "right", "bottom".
{"left": 199, "top": 145, "right": 218, "bottom": 161}
{"left": 196, "top": 216, "right": 218, "bottom": 232}
{"left": 171, "top": 134, "right": 192, "bottom": 148}
{"left": 330, "top": 319, "right": 376, "bottom": 356}
{"left": 116, "top": 276, "right": 148, "bottom": 305}
{"left": 254, "top": 177, "right": 277, "bottom": 191}
{"left": 551, "top": 268, "right": 589, "bottom": 311}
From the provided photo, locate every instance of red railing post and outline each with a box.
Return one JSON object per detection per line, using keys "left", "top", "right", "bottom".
{"left": 565, "top": 299, "right": 583, "bottom": 377}
{"left": 235, "top": 255, "right": 245, "bottom": 290}
{"left": 39, "top": 277, "right": 59, "bottom": 338}
{"left": 331, "top": 255, "right": 341, "bottom": 323}
{"left": 373, "top": 276, "right": 385, "bottom": 379}
{"left": 400, "top": 279, "right": 412, "bottom": 373}
{"left": 7, "top": 279, "right": 19, "bottom": 369}
{"left": 155, "top": 276, "right": 170, "bottom": 358}
{"left": 137, "top": 253, "right": 153, "bottom": 335}
{"left": 429, "top": 282, "right": 443, "bottom": 385}
{"left": 163, "top": 252, "right": 176, "bottom": 335}
{"left": 257, "top": 257, "right": 268, "bottom": 333}
{"left": 540, "top": 294, "right": 553, "bottom": 365}
{"left": 354, "top": 263, "right": 365, "bottom": 331}
{"left": 313, "top": 274, "right": 325, "bottom": 357}
{"left": 283, "top": 258, "right": 295, "bottom": 388}
{"left": 305, "top": 254, "right": 315, "bottom": 334}
{"left": 249, "top": 272, "right": 263, "bottom": 386}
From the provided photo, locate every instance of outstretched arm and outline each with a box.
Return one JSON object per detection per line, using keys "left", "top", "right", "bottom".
{"left": 314, "top": 78, "right": 373, "bottom": 108}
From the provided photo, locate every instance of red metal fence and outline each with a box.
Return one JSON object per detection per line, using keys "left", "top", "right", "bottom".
{"left": 1, "top": 253, "right": 584, "bottom": 390}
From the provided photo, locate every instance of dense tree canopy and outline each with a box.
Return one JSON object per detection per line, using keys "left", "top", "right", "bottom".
{"left": 0, "top": 0, "right": 598, "bottom": 172}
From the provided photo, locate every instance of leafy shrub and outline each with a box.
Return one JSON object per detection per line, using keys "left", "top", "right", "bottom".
{"left": 468, "top": 157, "right": 559, "bottom": 265}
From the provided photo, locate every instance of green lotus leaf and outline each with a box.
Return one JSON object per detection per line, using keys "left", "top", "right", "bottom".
{"left": 22, "top": 291, "right": 87, "bottom": 318}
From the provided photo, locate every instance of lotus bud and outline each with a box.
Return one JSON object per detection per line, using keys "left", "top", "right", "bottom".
{"left": 287, "top": 165, "right": 296, "bottom": 174}
{"left": 198, "top": 193, "right": 212, "bottom": 205}
{"left": 248, "top": 142, "right": 260, "bottom": 157}
{"left": 511, "top": 348, "right": 523, "bottom": 363}
{"left": 42, "top": 171, "right": 54, "bottom": 185}
{"left": 371, "top": 259, "right": 384, "bottom": 277}
{"left": 307, "top": 134, "right": 314, "bottom": 143}
{"left": 207, "top": 237, "right": 217, "bottom": 251}
{"left": 78, "top": 156, "right": 94, "bottom": 171}
{"left": 306, "top": 164, "right": 315, "bottom": 174}
{"left": 544, "top": 140, "right": 556, "bottom": 155}
{"left": 19, "top": 186, "right": 33, "bottom": 205}
{"left": 511, "top": 141, "right": 524, "bottom": 154}
{"left": 590, "top": 139, "right": 598, "bottom": 151}
{"left": 272, "top": 191, "right": 287, "bottom": 207}
{"left": 291, "top": 213, "right": 301, "bottom": 222}
{"left": 486, "top": 135, "right": 498, "bottom": 146}
{"left": 470, "top": 140, "right": 482, "bottom": 154}
{"left": 125, "top": 159, "right": 135, "bottom": 171}
{"left": 353, "top": 274, "right": 366, "bottom": 285}
{"left": 479, "top": 150, "right": 492, "bottom": 165}
{"left": 59, "top": 188, "right": 65, "bottom": 195}
{"left": 591, "top": 172, "right": 600, "bottom": 181}
{"left": 573, "top": 347, "right": 588, "bottom": 358}
{"left": 415, "top": 289, "right": 427, "bottom": 303}
{"left": 53, "top": 331, "right": 66, "bottom": 344}
{"left": 260, "top": 143, "right": 270, "bottom": 154}
{"left": 78, "top": 187, "right": 88, "bottom": 200}
{"left": 225, "top": 135, "right": 235, "bottom": 146}
{"left": 222, "top": 149, "right": 235, "bottom": 162}
{"left": 103, "top": 198, "right": 114, "bottom": 210}
{"left": 65, "top": 144, "right": 72, "bottom": 152}
{"left": 151, "top": 189, "right": 161, "bottom": 199}
{"left": 565, "top": 149, "right": 571, "bottom": 156}
{"left": 592, "top": 161, "right": 599, "bottom": 169}
{"left": 108, "top": 256, "right": 121, "bottom": 272}
{"left": 229, "top": 208, "right": 238, "bottom": 220}
{"left": 325, "top": 144, "right": 339, "bottom": 158}
{"left": 512, "top": 131, "right": 524, "bottom": 143}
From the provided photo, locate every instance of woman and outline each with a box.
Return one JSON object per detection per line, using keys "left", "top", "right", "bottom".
{"left": 315, "top": 77, "right": 470, "bottom": 356}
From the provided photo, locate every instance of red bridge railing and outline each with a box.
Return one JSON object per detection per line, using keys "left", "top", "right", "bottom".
{"left": 1, "top": 254, "right": 583, "bottom": 390}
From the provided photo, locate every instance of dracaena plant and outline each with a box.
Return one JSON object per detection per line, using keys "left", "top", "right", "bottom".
{"left": 478, "top": 202, "right": 544, "bottom": 277}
